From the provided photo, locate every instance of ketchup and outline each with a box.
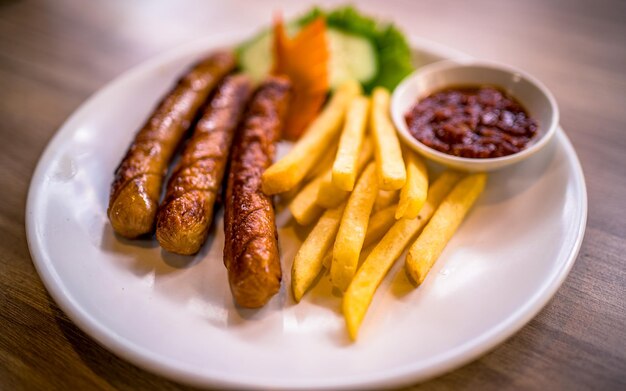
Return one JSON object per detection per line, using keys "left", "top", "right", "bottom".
{"left": 405, "top": 86, "right": 538, "bottom": 158}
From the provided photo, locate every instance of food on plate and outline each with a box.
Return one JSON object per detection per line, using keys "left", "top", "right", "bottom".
{"left": 108, "top": 51, "right": 236, "bottom": 238}
{"left": 405, "top": 87, "right": 539, "bottom": 158}
{"left": 405, "top": 173, "right": 487, "bottom": 285}
{"left": 292, "top": 203, "right": 346, "bottom": 301}
{"left": 237, "top": 6, "right": 413, "bottom": 92}
{"left": 343, "top": 171, "right": 463, "bottom": 339}
{"left": 371, "top": 87, "right": 407, "bottom": 190}
{"left": 372, "top": 189, "right": 399, "bottom": 212}
{"left": 331, "top": 163, "right": 379, "bottom": 291}
{"left": 316, "top": 137, "right": 373, "bottom": 208}
{"left": 261, "top": 79, "right": 361, "bottom": 195}
{"left": 223, "top": 76, "right": 291, "bottom": 308}
{"left": 106, "top": 5, "right": 496, "bottom": 338}
{"left": 362, "top": 204, "right": 396, "bottom": 249}
{"left": 156, "top": 75, "right": 253, "bottom": 255}
{"left": 332, "top": 96, "right": 370, "bottom": 191}
{"left": 395, "top": 148, "right": 428, "bottom": 219}
{"left": 272, "top": 15, "right": 329, "bottom": 140}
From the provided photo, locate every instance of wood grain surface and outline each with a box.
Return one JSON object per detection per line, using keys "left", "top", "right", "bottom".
{"left": 1, "top": 0, "right": 624, "bottom": 389}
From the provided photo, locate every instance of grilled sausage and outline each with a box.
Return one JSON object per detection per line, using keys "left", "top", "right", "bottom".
{"left": 224, "top": 76, "right": 292, "bottom": 308}
{"left": 156, "top": 75, "right": 253, "bottom": 254}
{"left": 108, "top": 51, "right": 236, "bottom": 238}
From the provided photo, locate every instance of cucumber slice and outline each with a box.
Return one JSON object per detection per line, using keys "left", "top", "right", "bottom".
{"left": 236, "top": 31, "right": 273, "bottom": 83}
{"left": 327, "top": 28, "right": 377, "bottom": 88}
{"left": 237, "top": 27, "right": 378, "bottom": 89}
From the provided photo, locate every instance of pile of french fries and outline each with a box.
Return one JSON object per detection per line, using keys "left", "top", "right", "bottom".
{"left": 262, "top": 80, "right": 487, "bottom": 340}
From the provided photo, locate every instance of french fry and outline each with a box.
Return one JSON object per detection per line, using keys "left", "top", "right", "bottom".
{"left": 313, "top": 171, "right": 344, "bottom": 209}
{"left": 316, "top": 137, "right": 374, "bottom": 208}
{"left": 371, "top": 87, "right": 406, "bottom": 190}
{"left": 343, "top": 171, "right": 463, "bottom": 340}
{"left": 277, "top": 182, "right": 304, "bottom": 205}
{"left": 331, "top": 163, "right": 379, "bottom": 291}
{"left": 322, "top": 236, "right": 376, "bottom": 271}
{"left": 288, "top": 146, "right": 337, "bottom": 225}
{"left": 288, "top": 174, "right": 325, "bottom": 226}
{"left": 405, "top": 173, "right": 487, "bottom": 286}
{"left": 362, "top": 205, "right": 397, "bottom": 249}
{"left": 332, "top": 96, "right": 370, "bottom": 191}
{"left": 372, "top": 189, "right": 399, "bottom": 212}
{"left": 396, "top": 149, "right": 429, "bottom": 219}
{"left": 325, "top": 241, "right": 374, "bottom": 272}
{"left": 292, "top": 203, "right": 346, "bottom": 301}
{"left": 306, "top": 145, "right": 338, "bottom": 182}
{"left": 280, "top": 147, "right": 335, "bottom": 209}
{"left": 321, "top": 251, "right": 332, "bottom": 270}
{"left": 262, "top": 80, "right": 362, "bottom": 195}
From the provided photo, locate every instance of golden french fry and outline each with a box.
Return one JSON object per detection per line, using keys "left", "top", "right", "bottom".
{"left": 373, "top": 189, "right": 399, "bottom": 213}
{"left": 362, "top": 205, "right": 397, "bottom": 249}
{"left": 313, "top": 171, "right": 342, "bottom": 208}
{"left": 288, "top": 174, "right": 325, "bottom": 226}
{"left": 292, "top": 203, "right": 346, "bottom": 301}
{"left": 331, "top": 163, "right": 379, "bottom": 291}
{"left": 321, "top": 251, "right": 332, "bottom": 270}
{"left": 316, "top": 138, "right": 374, "bottom": 208}
{"left": 332, "top": 96, "right": 370, "bottom": 191}
{"left": 262, "top": 80, "right": 362, "bottom": 195}
{"left": 343, "top": 171, "right": 463, "bottom": 340}
{"left": 405, "top": 173, "right": 487, "bottom": 286}
{"left": 279, "top": 148, "right": 336, "bottom": 208}
{"left": 322, "top": 239, "right": 375, "bottom": 271}
{"left": 371, "top": 87, "right": 406, "bottom": 190}
{"left": 306, "top": 145, "right": 338, "bottom": 182}
{"left": 287, "top": 147, "right": 337, "bottom": 225}
{"left": 277, "top": 182, "right": 304, "bottom": 205}
{"left": 396, "top": 149, "right": 429, "bottom": 219}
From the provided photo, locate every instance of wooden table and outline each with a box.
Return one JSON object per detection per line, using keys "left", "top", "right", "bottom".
{"left": 1, "top": 0, "right": 624, "bottom": 389}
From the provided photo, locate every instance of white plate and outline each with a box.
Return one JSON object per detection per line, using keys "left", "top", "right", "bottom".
{"left": 26, "top": 33, "right": 587, "bottom": 390}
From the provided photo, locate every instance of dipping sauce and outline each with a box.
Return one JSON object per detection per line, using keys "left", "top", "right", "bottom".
{"left": 405, "top": 86, "right": 538, "bottom": 158}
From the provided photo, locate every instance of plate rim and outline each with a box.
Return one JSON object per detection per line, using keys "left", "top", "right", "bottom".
{"left": 25, "top": 32, "right": 588, "bottom": 390}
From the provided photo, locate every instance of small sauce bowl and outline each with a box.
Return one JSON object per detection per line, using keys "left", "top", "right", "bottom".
{"left": 391, "top": 60, "right": 559, "bottom": 171}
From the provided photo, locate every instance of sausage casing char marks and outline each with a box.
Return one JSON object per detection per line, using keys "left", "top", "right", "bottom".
{"left": 224, "top": 76, "right": 292, "bottom": 308}
{"left": 156, "top": 75, "right": 253, "bottom": 255}
{"left": 108, "top": 51, "right": 236, "bottom": 238}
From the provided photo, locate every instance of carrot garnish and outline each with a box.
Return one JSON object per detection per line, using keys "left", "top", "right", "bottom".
{"left": 272, "top": 14, "right": 329, "bottom": 140}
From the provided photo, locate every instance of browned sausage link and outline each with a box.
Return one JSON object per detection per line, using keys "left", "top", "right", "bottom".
{"left": 224, "top": 76, "right": 292, "bottom": 308}
{"left": 156, "top": 75, "right": 253, "bottom": 254}
{"left": 108, "top": 51, "right": 236, "bottom": 238}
